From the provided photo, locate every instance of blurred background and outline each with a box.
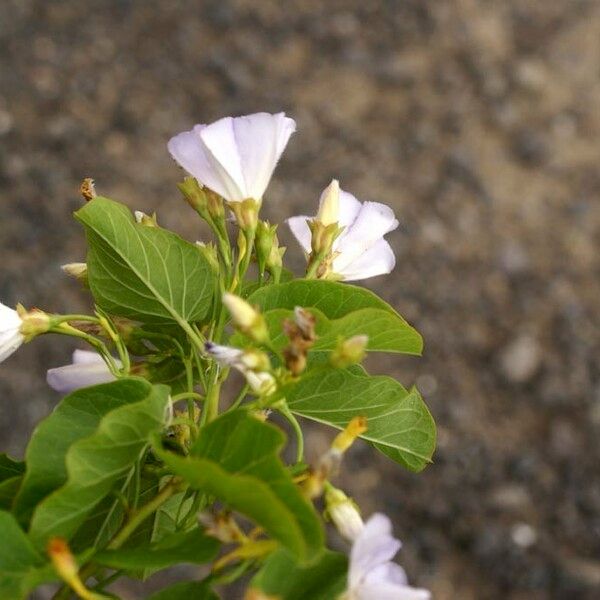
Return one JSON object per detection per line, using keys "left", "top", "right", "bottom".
{"left": 1, "top": 1, "right": 599, "bottom": 598}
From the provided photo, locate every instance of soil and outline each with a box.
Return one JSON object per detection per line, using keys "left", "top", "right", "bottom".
{"left": 1, "top": 1, "right": 599, "bottom": 598}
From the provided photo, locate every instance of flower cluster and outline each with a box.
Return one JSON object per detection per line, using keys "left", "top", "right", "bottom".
{"left": 0, "top": 112, "right": 433, "bottom": 600}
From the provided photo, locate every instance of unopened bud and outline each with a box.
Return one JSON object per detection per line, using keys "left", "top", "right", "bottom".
{"left": 196, "top": 241, "right": 220, "bottom": 274}
{"left": 245, "top": 370, "right": 276, "bottom": 396}
{"left": 80, "top": 178, "right": 96, "bottom": 202}
{"left": 177, "top": 177, "right": 208, "bottom": 212}
{"left": 239, "top": 348, "right": 271, "bottom": 372}
{"left": 205, "top": 189, "right": 225, "bottom": 219}
{"left": 331, "top": 416, "right": 368, "bottom": 454}
{"left": 61, "top": 262, "right": 88, "bottom": 286}
{"left": 134, "top": 211, "right": 159, "bottom": 227}
{"left": 47, "top": 537, "right": 98, "bottom": 600}
{"left": 256, "top": 221, "right": 278, "bottom": 275}
{"left": 229, "top": 198, "right": 260, "bottom": 231}
{"left": 316, "top": 179, "right": 340, "bottom": 226}
{"left": 330, "top": 335, "right": 368, "bottom": 369}
{"left": 222, "top": 293, "right": 269, "bottom": 344}
{"left": 325, "top": 486, "right": 364, "bottom": 541}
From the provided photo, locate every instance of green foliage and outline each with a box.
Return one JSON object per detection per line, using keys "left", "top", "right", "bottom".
{"left": 76, "top": 197, "right": 215, "bottom": 324}
{"left": 0, "top": 511, "right": 55, "bottom": 599}
{"left": 26, "top": 379, "right": 169, "bottom": 548}
{"left": 288, "top": 368, "right": 436, "bottom": 472}
{"left": 156, "top": 411, "right": 323, "bottom": 561}
{"left": 147, "top": 581, "right": 219, "bottom": 600}
{"left": 252, "top": 549, "right": 347, "bottom": 600}
{"left": 94, "top": 528, "right": 219, "bottom": 570}
{"left": 0, "top": 162, "right": 438, "bottom": 598}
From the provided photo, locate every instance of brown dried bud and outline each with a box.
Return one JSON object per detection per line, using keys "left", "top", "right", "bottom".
{"left": 80, "top": 178, "right": 96, "bottom": 202}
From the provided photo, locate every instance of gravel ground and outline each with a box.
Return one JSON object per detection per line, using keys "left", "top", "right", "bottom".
{"left": 1, "top": 1, "right": 600, "bottom": 598}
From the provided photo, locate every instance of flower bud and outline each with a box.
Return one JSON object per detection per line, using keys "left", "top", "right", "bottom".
{"left": 205, "top": 189, "right": 225, "bottom": 219}
{"left": 61, "top": 262, "right": 88, "bottom": 286}
{"left": 245, "top": 370, "right": 276, "bottom": 396}
{"left": 177, "top": 177, "right": 208, "bottom": 212}
{"left": 316, "top": 179, "right": 340, "bottom": 226}
{"left": 222, "top": 293, "right": 269, "bottom": 344}
{"left": 199, "top": 511, "right": 245, "bottom": 543}
{"left": 330, "top": 335, "right": 368, "bottom": 368}
{"left": 134, "top": 211, "right": 159, "bottom": 227}
{"left": 255, "top": 221, "right": 278, "bottom": 276}
{"left": 229, "top": 198, "right": 260, "bottom": 231}
{"left": 325, "top": 486, "right": 364, "bottom": 542}
{"left": 47, "top": 537, "right": 99, "bottom": 600}
{"left": 239, "top": 348, "right": 271, "bottom": 372}
{"left": 204, "top": 341, "right": 244, "bottom": 366}
{"left": 196, "top": 241, "right": 220, "bottom": 274}
{"left": 331, "top": 416, "right": 368, "bottom": 454}
{"left": 293, "top": 307, "right": 316, "bottom": 341}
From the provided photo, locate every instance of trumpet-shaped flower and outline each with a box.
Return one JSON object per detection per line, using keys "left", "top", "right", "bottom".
{"left": 287, "top": 185, "right": 399, "bottom": 281}
{"left": 168, "top": 112, "right": 296, "bottom": 202}
{"left": 47, "top": 350, "right": 117, "bottom": 394}
{"left": 0, "top": 302, "right": 24, "bottom": 363}
{"left": 343, "top": 513, "right": 430, "bottom": 600}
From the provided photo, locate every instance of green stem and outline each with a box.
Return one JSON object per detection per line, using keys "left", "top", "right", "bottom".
{"left": 204, "top": 372, "right": 222, "bottom": 423}
{"left": 171, "top": 392, "right": 204, "bottom": 404}
{"left": 279, "top": 404, "right": 304, "bottom": 463}
{"left": 107, "top": 477, "right": 182, "bottom": 550}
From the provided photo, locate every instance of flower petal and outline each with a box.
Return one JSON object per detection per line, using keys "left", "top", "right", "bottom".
{"left": 336, "top": 190, "right": 363, "bottom": 230}
{"left": 0, "top": 302, "right": 22, "bottom": 332}
{"left": 72, "top": 349, "right": 106, "bottom": 365}
{"left": 349, "top": 513, "right": 402, "bottom": 588}
{"left": 286, "top": 215, "right": 312, "bottom": 254}
{"left": 47, "top": 359, "right": 117, "bottom": 394}
{"left": 0, "top": 331, "right": 24, "bottom": 363}
{"left": 197, "top": 118, "right": 247, "bottom": 200}
{"left": 231, "top": 112, "right": 296, "bottom": 200}
{"left": 355, "top": 582, "right": 431, "bottom": 600}
{"left": 334, "top": 239, "right": 396, "bottom": 281}
{"left": 334, "top": 201, "right": 398, "bottom": 270}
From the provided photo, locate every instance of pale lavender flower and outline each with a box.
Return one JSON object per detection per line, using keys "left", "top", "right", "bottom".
{"left": 287, "top": 184, "right": 399, "bottom": 281}
{"left": 168, "top": 112, "right": 296, "bottom": 202}
{"left": 0, "top": 302, "right": 24, "bottom": 363}
{"left": 47, "top": 350, "right": 117, "bottom": 394}
{"left": 343, "top": 513, "right": 430, "bottom": 600}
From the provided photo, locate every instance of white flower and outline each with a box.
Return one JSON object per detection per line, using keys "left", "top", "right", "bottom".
{"left": 168, "top": 112, "right": 296, "bottom": 202}
{"left": 47, "top": 350, "right": 118, "bottom": 394}
{"left": 204, "top": 342, "right": 275, "bottom": 396}
{"left": 344, "top": 513, "right": 430, "bottom": 600}
{"left": 204, "top": 342, "right": 244, "bottom": 367}
{"left": 0, "top": 302, "right": 24, "bottom": 363}
{"left": 287, "top": 185, "right": 399, "bottom": 281}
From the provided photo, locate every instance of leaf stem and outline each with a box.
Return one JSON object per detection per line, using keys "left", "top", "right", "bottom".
{"left": 279, "top": 404, "right": 304, "bottom": 463}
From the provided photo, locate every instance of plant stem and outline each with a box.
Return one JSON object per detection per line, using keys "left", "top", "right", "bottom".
{"left": 107, "top": 477, "right": 182, "bottom": 550}
{"left": 279, "top": 404, "right": 304, "bottom": 463}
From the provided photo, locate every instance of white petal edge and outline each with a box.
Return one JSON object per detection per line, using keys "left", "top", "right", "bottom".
{"left": 286, "top": 215, "right": 312, "bottom": 254}
{"left": 334, "top": 239, "right": 396, "bottom": 281}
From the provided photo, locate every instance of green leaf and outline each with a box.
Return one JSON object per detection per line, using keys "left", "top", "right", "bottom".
{"left": 252, "top": 549, "right": 347, "bottom": 600}
{"left": 0, "top": 511, "right": 55, "bottom": 600}
{"left": 75, "top": 196, "right": 214, "bottom": 324}
{"left": 0, "top": 454, "right": 24, "bottom": 483}
{"left": 287, "top": 369, "right": 436, "bottom": 472}
{"left": 155, "top": 411, "right": 323, "bottom": 561}
{"left": 242, "top": 279, "right": 422, "bottom": 354}
{"left": 14, "top": 380, "right": 151, "bottom": 527}
{"left": 94, "top": 528, "right": 219, "bottom": 570}
{"left": 26, "top": 379, "right": 169, "bottom": 548}
{"left": 233, "top": 306, "right": 422, "bottom": 355}
{"left": 0, "top": 477, "right": 22, "bottom": 511}
{"left": 147, "top": 580, "right": 219, "bottom": 600}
